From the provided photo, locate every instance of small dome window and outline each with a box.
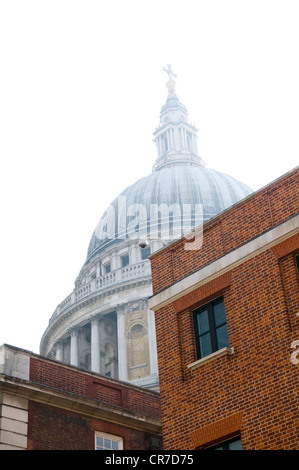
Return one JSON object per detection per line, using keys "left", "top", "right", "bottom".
{"left": 121, "top": 254, "right": 129, "bottom": 267}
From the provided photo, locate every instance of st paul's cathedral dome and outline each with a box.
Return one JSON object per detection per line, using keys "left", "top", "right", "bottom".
{"left": 40, "top": 66, "right": 252, "bottom": 391}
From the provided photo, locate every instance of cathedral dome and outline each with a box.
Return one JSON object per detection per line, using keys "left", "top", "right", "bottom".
{"left": 40, "top": 66, "right": 252, "bottom": 391}
{"left": 86, "top": 163, "right": 252, "bottom": 263}
{"left": 86, "top": 66, "right": 251, "bottom": 263}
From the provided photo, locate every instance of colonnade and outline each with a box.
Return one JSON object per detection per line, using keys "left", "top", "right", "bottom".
{"left": 53, "top": 306, "right": 159, "bottom": 386}
{"left": 54, "top": 313, "right": 119, "bottom": 379}
{"left": 156, "top": 125, "right": 198, "bottom": 158}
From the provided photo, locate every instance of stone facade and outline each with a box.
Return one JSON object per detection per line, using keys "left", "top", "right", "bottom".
{"left": 40, "top": 239, "right": 160, "bottom": 390}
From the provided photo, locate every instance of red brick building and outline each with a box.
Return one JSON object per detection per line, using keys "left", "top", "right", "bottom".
{"left": 149, "top": 167, "right": 299, "bottom": 450}
{"left": 0, "top": 344, "right": 161, "bottom": 450}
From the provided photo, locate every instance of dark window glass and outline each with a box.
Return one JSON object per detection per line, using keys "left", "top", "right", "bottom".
{"left": 296, "top": 255, "right": 299, "bottom": 275}
{"left": 141, "top": 245, "right": 151, "bottom": 260}
{"left": 208, "top": 437, "right": 242, "bottom": 450}
{"left": 121, "top": 254, "right": 129, "bottom": 267}
{"left": 194, "top": 298, "right": 229, "bottom": 359}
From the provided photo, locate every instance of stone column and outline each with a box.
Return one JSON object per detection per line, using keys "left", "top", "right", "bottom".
{"left": 55, "top": 341, "right": 64, "bottom": 362}
{"left": 98, "top": 317, "right": 106, "bottom": 375}
{"left": 116, "top": 308, "right": 128, "bottom": 381}
{"left": 148, "top": 309, "right": 158, "bottom": 375}
{"left": 158, "top": 136, "right": 162, "bottom": 157}
{"left": 167, "top": 129, "right": 171, "bottom": 149}
{"left": 183, "top": 127, "right": 187, "bottom": 147}
{"left": 129, "top": 242, "right": 137, "bottom": 265}
{"left": 91, "top": 316, "right": 101, "bottom": 373}
{"left": 180, "top": 127, "right": 183, "bottom": 148}
{"left": 70, "top": 327, "right": 79, "bottom": 367}
{"left": 110, "top": 250, "right": 118, "bottom": 271}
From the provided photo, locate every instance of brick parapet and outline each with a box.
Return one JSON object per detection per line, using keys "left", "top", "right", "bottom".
{"left": 29, "top": 356, "right": 161, "bottom": 420}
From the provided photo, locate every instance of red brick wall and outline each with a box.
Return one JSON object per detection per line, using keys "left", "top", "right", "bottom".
{"left": 29, "top": 357, "right": 160, "bottom": 420}
{"left": 150, "top": 168, "right": 299, "bottom": 450}
{"left": 27, "top": 401, "right": 156, "bottom": 450}
{"left": 27, "top": 402, "right": 91, "bottom": 450}
{"left": 27, "top": 356, "right": 161, "bottom": 450}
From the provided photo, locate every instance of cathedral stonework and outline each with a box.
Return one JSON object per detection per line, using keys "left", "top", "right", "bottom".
{"left": 40, "top": 68, "right": 252, "bottom": 391}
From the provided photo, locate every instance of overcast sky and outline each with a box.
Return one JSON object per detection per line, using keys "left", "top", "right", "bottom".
{"left": 0, "top": 0, "right": 298, "bottom": 354}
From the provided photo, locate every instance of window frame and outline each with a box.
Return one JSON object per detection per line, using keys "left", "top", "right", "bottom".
{"left": 95, "top": 431, "right": 123, "bottom": 450}
{"left": 193, "top": 297, "right": 229, "bottom": 360}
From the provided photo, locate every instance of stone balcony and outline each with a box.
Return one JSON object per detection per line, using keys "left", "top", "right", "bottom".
{"left": 50, "top": 260, "right": 151, "bottom": 323}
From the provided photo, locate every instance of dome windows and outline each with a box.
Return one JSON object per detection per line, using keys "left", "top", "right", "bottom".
{"left": 104, "top": 262, "right": 111, "bottom": 274}
{"left": 141, "top": 245, "right": 151, "bottom": 260}
{"left": 121, "top": 254, "right": 129, "bottom": 268}
{"left": 162, "top": 133, "right": 168, "bottom": 153}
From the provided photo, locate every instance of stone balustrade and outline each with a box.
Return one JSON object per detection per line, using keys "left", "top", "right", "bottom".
{"left": 50, "top": 261, "right": 151, "bottom": 322}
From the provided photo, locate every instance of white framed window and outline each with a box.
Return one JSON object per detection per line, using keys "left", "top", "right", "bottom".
{"left": 95, "top": 431, "right": 123, "bottom": 450}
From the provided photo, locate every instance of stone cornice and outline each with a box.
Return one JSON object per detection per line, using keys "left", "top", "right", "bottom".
{"left": 0, "top": 374, "right": 161, "bottom": 434}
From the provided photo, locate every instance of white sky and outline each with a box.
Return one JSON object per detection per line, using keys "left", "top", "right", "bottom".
{"left": 0, "top": 0, "right": 298, "bottom": 354}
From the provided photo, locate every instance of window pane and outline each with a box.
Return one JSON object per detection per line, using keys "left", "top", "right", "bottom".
{"left": 96, "top": 437, "right": 103, "bottom": 447}
{"left": 122, "top": 255, "right": 129, "bottom": 267}
{"left": 104, "top": 438, "right": 111, "bottom": 449}
{"left": 209, "top": 437, "right": 242, "bottom": 450}
{"left": 199, "top": 332, "right": 212, "bottom": 357}
{"left": 228, "top": 439, "right": 242, "bottom": 450}
{"left": 141, "top": 246, "right": 151, "bottom": 260}
{"left": 216, "top": 324, "right": 230, "bottom": 349}
{"left": 213, "top": 301, "right": 226, "bottom": 327}
{"left": 197, "top": 310, "right": 209, "bottom": 334}
{"left": 112, "top": 440, "right": 119, "bottom": 450}
{"left": 95, "top": 433, "right": 122, "bottom": 450}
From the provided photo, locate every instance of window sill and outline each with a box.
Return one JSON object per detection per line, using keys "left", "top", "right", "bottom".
{"left": 187, "top": 347, "right": 234, "bottom": 370}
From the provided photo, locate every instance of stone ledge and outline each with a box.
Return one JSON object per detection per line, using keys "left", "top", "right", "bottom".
{"left": 187, "top": 347, "right": 234, "bottom": 370}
